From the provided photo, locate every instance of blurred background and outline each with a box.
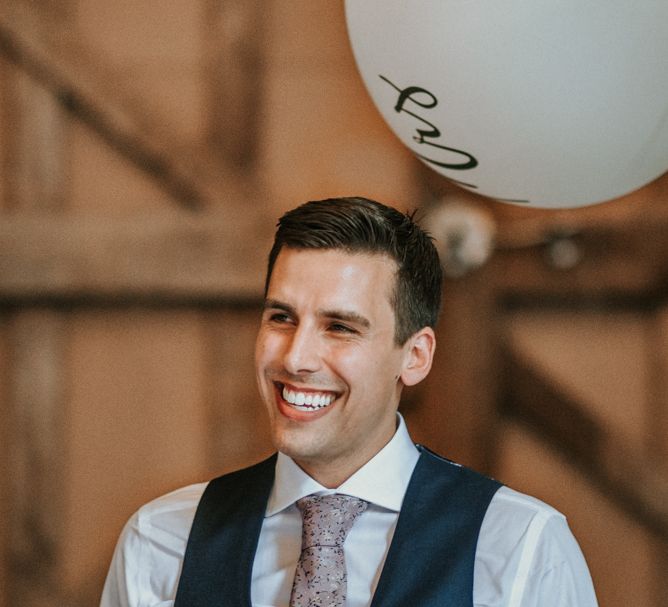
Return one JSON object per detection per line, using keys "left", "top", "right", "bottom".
{"left": 0, "top": 2, "right": 667, "bottom": 606}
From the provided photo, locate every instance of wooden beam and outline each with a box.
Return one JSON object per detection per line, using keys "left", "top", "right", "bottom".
{"left": 0, "top": 213, "right": 270, "bottom": 302}
{"left": 500, "top": 341, "right": 668, "bottom": 541}
{"left": 2, "top": 17, "right": 72, "bottom": 604}
{"left": 492, "top": 224, "right": 668, "bottom": 301}
{"left": 0, "top": 14, "right": 251, "bottom": 211}
{"left": 6, "top": 310, "right": 69, "bottom": 605}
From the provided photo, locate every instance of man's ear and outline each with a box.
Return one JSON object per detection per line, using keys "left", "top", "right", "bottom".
{"left": 400, "top": 327, "right": 436, "bottom": 387}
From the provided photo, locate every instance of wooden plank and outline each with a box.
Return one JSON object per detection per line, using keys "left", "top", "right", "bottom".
{"left": 0, "top": 212, "right": 271, "bottom": 301}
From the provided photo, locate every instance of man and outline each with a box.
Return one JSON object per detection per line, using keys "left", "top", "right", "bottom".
{"left": 101, "top": 197, "right": 598, "bottom": 606}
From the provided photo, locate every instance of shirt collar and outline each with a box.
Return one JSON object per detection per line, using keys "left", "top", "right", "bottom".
{"left": 266, "top": 413, "right": 419, "bottom": 516}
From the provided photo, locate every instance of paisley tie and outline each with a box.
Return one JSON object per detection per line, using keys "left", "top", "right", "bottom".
{"left": 289, "top": 494, "right": 368, "bottom": 607}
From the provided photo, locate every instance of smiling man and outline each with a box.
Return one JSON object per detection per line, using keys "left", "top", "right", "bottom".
{"left": 101, "top": 197, "right": 598, "bottom": 607}
{"left": 257, "top": 247, "right": 433, "bottom": 489}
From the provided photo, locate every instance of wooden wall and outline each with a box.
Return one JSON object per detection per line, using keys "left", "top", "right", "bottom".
{"left": 1, "top": 2, "right": 667, "bottom": 606}
{"left": 498, "top": 309, "right": 668, "bottom": 606}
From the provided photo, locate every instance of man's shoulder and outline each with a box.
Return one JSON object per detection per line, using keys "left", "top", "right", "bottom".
{"left": 471, "top": 485, "right": 597, "bottom": 605}
{"left": 491, "top": 485, "right": 565, "bottom": 520}
{"left": 485, "top": 485, "right": 568, "bottom": 544}
{"left": 416, "top": 446, "right": 567, "bottom": 530}
{"left": 131, "top": 482, "right": 208, "bottom": 537}
{"left": 482, "top": 486, "right": 574, "bottom": 565}
{"left": 417, "top": 447, "right": 563, "bottom": 519}
{"left": 139, "top": 482, "right": 208, "bottom": 514}
{"left": 415, "top": 444, "right": 502, "bottom": 491}
{"left": 135, "top": 457, "right": 274, "bottom": 533}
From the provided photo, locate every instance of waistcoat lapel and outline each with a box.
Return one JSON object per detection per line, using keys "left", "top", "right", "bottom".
{"left": 174, "top": 454, "right": 276, "bottom": 607}
{"left": 369, "top": 446, "right": 501, "bottom": 607}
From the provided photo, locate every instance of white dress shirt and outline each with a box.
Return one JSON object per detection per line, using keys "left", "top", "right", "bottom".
{"left": 101, "top": 416, "right": 598, "bottom": 607}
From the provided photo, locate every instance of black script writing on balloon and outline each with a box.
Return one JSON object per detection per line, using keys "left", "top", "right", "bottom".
{"left": 379, "top": 74, "right": 478, "bottom": 178}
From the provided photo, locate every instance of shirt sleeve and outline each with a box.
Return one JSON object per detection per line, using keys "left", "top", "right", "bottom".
{"left": 515, "top": 515, "right": 598, "bottom": 607}
{"left": 99, "top": 484, "right": 203, "bottom": 607}
{"left": 99, "top": 513, "right": 144, "bottom": 607}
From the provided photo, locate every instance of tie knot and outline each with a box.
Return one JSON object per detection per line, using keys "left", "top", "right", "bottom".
{"left": 296, "top": 494, "right": 368, "bottom": 549}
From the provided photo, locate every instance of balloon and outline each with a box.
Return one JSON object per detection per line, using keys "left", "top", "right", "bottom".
{"left": 345, "top": 1, "right": 668, "bottom": 208}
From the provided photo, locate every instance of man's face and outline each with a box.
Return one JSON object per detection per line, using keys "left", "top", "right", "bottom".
{"left": 255, "top": 247, "right": 412, "bottom": 486}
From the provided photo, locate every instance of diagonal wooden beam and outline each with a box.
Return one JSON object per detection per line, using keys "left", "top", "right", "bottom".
{"left": 0, "top": 15, "right": 254, "bottom": 212}
{"left": 500, "top": 341, "right": 668, "bottom": 541}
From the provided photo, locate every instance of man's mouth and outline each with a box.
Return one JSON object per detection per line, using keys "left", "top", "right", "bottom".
{"left": 278, "top": 383, "right": 338, "bottom": 412}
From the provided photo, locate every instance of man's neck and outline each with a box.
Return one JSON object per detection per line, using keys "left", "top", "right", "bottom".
{"left": 289, "top": 416, "right": 402, "bottom": 488}
{"left": 293, "top": 456, "right": 369, "bottom": 489}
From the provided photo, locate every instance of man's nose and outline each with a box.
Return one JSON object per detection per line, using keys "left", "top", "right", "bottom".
{"left": 283, "top": 325, "right": 321, "bottom": 374}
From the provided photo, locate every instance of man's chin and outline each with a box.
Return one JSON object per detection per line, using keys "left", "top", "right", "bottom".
{"left": 271, "top": 426, "right": 325, "bottom": 462}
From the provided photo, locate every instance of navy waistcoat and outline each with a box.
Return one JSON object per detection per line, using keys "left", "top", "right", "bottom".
{"left": 174, "top": 446, "right": 501, "bottom": 606}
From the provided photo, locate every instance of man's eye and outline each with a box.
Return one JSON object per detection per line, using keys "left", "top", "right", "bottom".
{"left": 329, "top": 323, "right": 355, "bottom": 334}
{"left": 268, "top": 312, "right": 291, "bottom": 323}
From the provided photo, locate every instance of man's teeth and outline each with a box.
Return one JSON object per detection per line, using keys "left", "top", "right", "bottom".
{"left": 282, "top": 386, "right": 335, "bottom": 410}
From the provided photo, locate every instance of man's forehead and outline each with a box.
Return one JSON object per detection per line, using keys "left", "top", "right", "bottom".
{"left": 268, "top": 248, "right": 398, "bottom": 306}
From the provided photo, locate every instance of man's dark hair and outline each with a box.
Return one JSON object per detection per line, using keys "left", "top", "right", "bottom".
{"left": 265, "top": 197, "right": 442, "bottom": 345}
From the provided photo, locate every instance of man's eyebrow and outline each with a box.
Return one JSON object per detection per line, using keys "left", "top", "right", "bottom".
{"left": 319, "top": 309, "right": 371, "bottom": 329}
{"left": 263, "top": 299, "right": 295, "bottom": 314}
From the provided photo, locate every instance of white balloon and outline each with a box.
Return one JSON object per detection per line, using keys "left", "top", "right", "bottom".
{"left": 345, "top": 1, "right": 668, "bottom": 208}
